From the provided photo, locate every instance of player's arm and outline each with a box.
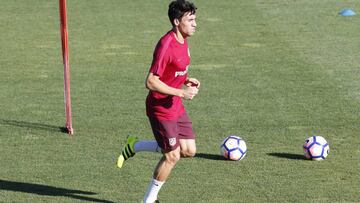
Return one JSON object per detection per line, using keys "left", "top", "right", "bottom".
{"left": 146, "top": 73, "right": 197, "bottom": 100}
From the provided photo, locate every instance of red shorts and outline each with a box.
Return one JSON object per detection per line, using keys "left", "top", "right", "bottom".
{"left": 148, "top": 112, "right": 195, "bottom": 152}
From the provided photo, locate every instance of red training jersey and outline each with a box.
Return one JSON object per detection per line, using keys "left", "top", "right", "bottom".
{"left": 146, "top": 31, "right": 191, "bottom": 120}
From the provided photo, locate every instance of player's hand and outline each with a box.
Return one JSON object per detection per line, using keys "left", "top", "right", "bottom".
{"left": 185, "top": 78, "right": 200, "bottom": 89}
{"left": 183, "top": 86, "right": 198, "bottom": 100}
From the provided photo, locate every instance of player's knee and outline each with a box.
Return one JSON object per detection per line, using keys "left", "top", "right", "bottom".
{"left": 188, "top": 147, "right": 196, "bottom": 157}
{"left": 182, "top": 147, "right": 196, "bottom": 157}
{"left": 165, "top": 150, "right": 180, "bottom": 165}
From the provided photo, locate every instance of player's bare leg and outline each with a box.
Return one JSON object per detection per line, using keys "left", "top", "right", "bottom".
{"left": 154, "top": 147, "right": 181, "bottom": 181}
{"left": 179, "top": 139, "right": 196, "bottom": 157}
{"left": 144, "top": 147, "right": 181, "bottom": 203}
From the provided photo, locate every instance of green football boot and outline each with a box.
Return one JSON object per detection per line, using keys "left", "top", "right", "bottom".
{"left": 117, "top": 135, "right": 138, "bottom": 168}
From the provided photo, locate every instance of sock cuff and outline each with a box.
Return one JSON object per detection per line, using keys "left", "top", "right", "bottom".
{"left": 152, "top": 178, "right": 165, "bottom": 187}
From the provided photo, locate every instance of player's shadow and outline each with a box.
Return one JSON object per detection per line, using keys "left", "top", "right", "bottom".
{"left": 267, "top": 152, "right": 306, "bottom": 160}
{"left": 0, "top": 179, "right": 114, "bottom": 203}
{"left": 195, "top": 153, "right": 227, "bottom": 161}
{"left": 0, "top": 119, "right": 67, "bottom": 133}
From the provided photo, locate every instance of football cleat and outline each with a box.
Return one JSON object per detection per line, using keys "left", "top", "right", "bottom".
{"left": 117, "top": 135, "right": 138, "bottom": 168}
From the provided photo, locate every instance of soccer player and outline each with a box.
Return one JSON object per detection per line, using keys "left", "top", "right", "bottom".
{"left": 116, "top": 0, "right": 199, "bottom": 202}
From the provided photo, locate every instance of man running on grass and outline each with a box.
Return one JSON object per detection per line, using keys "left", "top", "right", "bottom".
{"left": 117, "top": 0, "right": 199, "bottom": 202}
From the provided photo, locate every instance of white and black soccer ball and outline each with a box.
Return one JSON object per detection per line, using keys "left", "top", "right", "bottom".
{"left": 303, "top": 136, "right": 330, "bottom": 161}
{"left": 220, "top": 135, "right": 247, "bottom": 161}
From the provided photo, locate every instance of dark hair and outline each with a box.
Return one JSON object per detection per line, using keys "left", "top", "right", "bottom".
{"left": 168, "top": 0, "right": 197, "bottom": 26}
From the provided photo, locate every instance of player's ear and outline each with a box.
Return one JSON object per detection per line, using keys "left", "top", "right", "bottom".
{"left": 174, "top": 18, "right": 180, "bottom": 26}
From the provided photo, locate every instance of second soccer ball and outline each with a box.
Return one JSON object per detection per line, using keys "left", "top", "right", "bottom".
{"left": 303, "top": 135, "right": 330, "bottom": 161}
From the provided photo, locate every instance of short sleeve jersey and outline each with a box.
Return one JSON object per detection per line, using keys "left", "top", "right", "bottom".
{"left": 146, "top": 31, "right": 190, "bottom": 120}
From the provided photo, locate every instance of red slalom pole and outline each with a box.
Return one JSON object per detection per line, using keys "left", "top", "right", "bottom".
{"left": 59, "top": 0, "right": 74, "bottom": 135}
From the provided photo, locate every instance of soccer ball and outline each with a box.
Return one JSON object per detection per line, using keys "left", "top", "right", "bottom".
{"left": 303, "top": 136, "right": 330, "bottom": 161}
{"left": 220, "top": 135, "right": 247, "bottom": 161}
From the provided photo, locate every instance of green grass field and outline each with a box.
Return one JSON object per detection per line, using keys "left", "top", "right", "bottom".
{"left": 1, "top": 0, "right": 360, "bottom": 202}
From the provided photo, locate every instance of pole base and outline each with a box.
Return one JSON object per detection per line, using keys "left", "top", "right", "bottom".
{"left": 66, "top": 125, "right": 74, "bottom": 135}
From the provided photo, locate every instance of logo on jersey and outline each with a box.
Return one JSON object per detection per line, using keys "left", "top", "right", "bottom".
{"left": 169, "top": 138, "right": 176, "bottom": 146}
{"left": 175, "top": 65, "right": 189, "bottom": 77}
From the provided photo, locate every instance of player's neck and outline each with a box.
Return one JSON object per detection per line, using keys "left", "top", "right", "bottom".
{"left": 172, "top": 28, "right": 186, "bottom": 44}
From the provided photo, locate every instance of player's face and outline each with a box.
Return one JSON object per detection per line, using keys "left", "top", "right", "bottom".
{"left": 178, "top": 12, "right": 196, "bottom": 37}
